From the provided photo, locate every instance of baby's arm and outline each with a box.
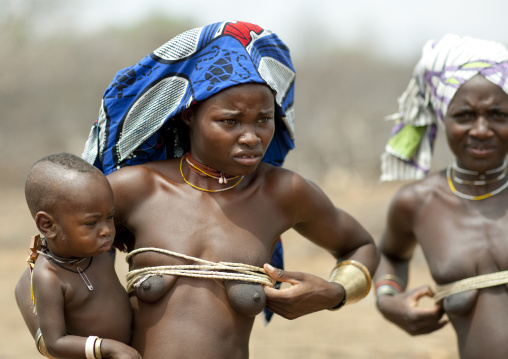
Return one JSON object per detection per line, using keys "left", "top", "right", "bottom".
{"left": 14, "top": 267, "right": 39, "bottom": 339}
{"left": 33, "top": 264, "right": 141, "bottom": 359}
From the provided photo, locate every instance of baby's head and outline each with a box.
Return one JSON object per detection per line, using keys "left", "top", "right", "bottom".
{"left": 25, "top": 153, "right": 115, "bottom": 257}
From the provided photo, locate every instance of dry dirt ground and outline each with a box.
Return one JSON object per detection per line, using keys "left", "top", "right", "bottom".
{"left": 0, "top": 179, "right": 459, "bottom": 359}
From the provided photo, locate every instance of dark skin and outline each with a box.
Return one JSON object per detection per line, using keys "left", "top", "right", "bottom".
{"left": 17, "top": 83, "right": 379, "bottom": 359}
{"left": 22, "top": 172, "right": 140, "bottom": 359}
{"left": 375, "top": 75, "right": 508, "bottom": 359}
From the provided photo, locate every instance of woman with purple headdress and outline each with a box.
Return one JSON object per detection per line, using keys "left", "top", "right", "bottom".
{"left": 375, "top": 34, "right": 508, "bottom": 358}
{"left": 16, "top": 21, "right": 378, "bottom": 359}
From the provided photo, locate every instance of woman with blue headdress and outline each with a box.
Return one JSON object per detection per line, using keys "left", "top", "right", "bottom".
{"left": 375, "top": 34, "right": 508, "bottom": 358}
{"left": 16, "top": 21, "right": 378, "bottom": 358}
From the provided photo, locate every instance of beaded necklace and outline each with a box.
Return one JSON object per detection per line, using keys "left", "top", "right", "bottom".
{"left": 452, "top": 160, "right": 506, "bottom": 176}
{"left": 185, "top": 153, "right": 239, "bottom": 184}
{"left": 452, "top": 166, "right": 507, "bottom": 185}
{"left": 180, "top": 155, "right": 244, "bottom": 193}
{"left": 446, "top": 164, "right": 508, "bottom": 201}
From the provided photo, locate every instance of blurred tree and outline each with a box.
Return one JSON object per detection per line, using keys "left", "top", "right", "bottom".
{"left": 0, "top": 8, "right": 193, "bottom": 185}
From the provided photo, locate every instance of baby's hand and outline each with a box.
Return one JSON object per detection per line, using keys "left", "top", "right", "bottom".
{"left": 100, "top": 339, "right": 142, "bottom": 359}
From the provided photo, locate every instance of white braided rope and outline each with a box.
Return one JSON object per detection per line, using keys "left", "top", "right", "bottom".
{"left": 125, "top": 247, "right": 275, "bottom": 292}
{"left": 434, "top": 270, "right": 508, "bottom": 302}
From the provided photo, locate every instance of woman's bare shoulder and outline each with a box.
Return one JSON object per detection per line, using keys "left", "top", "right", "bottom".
{"left": 389, "top": 172, "right": 446, "bottom": 214}
{"left": 259, "top": 164, "right": 310, "bottom": 193}
{"left": 259, "top": 164, "right": 332, "bottom": 213}
{"left": 107, "top": 160, "right": 177, "bottom": 191}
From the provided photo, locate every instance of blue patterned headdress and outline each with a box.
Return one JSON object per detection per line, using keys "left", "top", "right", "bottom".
{"left": 82, "top": 21, "right": 296, "bottom": 175}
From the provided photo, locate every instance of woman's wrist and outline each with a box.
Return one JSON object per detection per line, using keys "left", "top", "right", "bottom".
{"left": 328, "top": 282, "right": 346, "bottom": 310}
{"left": 374, "top": 274, "right": 404, "bottom": 299}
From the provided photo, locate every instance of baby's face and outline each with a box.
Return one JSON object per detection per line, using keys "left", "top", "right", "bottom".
{"left": 50, "top": 173, "right": 116, "bottom": 258}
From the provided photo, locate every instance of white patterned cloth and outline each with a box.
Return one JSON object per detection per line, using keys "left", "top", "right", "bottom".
{"left": 381, "top": 34, "right": 508, "bottom": 181}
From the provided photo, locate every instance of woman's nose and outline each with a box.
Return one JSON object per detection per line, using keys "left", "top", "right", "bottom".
{"left": 470, "top": 116, "right": 493, "bottom": 139}
{"left": 238, "top": 128, "right": 260, "bottom": 146}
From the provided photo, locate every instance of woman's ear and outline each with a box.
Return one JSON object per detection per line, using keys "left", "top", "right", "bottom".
{"left": 181, "top": 108, "right": 193, "bottom": 127}
{"left": 35, "top": 211, "right": 57, "bottom": 239}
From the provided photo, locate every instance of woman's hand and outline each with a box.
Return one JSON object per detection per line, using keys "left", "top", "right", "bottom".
{"left": 101, "top": 339, "right": 142, "bottom": 359}
{"left": 263, "top": 264, "right": 344, "bottom": 319}
{"left": 376, "top": 285, "right": 448, "bottom": 335}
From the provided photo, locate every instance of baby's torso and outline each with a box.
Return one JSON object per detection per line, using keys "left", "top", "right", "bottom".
{"left": 58, "top": 252, "right": 132, "bottom": 343}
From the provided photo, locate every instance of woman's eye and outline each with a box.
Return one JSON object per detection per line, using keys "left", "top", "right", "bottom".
{"left": 85, "top": 221, "right": 97, "bottom": 226}
{"left": 453, "top": 112, "right": 474, "bottom": 122}
{"left": 222, "top": 119, "right": 236, "bottom": 125}
{"left": 492, "top": 112, "right": 508, "bottom": 122}
{"left": 257, "top": 117, "right": 272, "bottom": 124}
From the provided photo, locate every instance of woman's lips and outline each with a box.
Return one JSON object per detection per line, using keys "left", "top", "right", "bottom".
{"left": 468, "top": 144, "right": 494, "bottom": 157}
{"left": 234, "top": 154, "right": 262, "bottom": 166}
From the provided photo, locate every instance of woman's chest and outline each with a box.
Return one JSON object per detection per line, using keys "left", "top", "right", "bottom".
{"left": 414, "top": 201, "right": 508, "bottom": 284}
{"left": 126, "top": 191, "right": 288, "bottom": 266}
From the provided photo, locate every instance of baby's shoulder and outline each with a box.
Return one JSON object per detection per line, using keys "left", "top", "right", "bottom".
{"left": 32, "top": 257, "right": 60, "bottom": 285}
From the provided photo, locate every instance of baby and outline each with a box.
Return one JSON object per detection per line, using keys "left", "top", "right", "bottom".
{"left": 25, "top": 153, "right": 140, "bottom": 359}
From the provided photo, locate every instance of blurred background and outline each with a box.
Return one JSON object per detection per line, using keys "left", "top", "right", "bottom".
{"left": 1, "top": 0, "right": 507, "bottom": 357}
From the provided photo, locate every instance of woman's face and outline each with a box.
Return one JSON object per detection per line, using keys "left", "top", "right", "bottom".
{"left": 444, "top": 75, "right": 508, "bottom": 172}
{"left": 184, "top": 83, "right": 275, "bottom": 176}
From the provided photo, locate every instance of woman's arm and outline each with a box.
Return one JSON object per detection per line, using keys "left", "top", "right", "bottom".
{"left": 264, "top": 173, "right": 379, "bottom": 319}
{"left": 374, "top": 185, "right": 447, "bottom": 335}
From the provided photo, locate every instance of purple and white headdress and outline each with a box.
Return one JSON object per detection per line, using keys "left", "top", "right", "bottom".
{"left": 381, "top": 34, "right": 508, "bottom": 181}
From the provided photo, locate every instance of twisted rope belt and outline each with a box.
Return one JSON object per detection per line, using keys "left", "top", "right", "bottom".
{"left": 434, "top": 270, "right": 508, "bottom": 302}
{"left": 125, "top": 247, "right": 276, "bottom": 293}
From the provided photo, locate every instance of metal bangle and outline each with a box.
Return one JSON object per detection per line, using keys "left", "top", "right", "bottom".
{"left": 328, "top": 259, "right": 372, "bottom": 309}
{"left": 375, "top": 284, "right": 401, "bottom": 297}
{"left": 94, "top": 337, "right": 103, "bottom": 359}
{"left": 35, "top": 328, "right": 56, "bottom": 358}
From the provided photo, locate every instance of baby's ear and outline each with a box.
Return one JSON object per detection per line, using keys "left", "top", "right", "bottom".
{"left": 35, "top": 211, "right": 56, "bottom": 239}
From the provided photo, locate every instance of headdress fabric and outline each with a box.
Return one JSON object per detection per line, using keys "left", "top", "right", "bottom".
{"left": 82, "top": 21, "right": 296, "bottom": 175}
{"left": 381, "top": 34, "right": 508, "bottom": 181}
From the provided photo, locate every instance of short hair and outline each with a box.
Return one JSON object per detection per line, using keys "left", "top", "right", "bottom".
{"left": 25, "top": 153, "right": 103, "bottom": 217}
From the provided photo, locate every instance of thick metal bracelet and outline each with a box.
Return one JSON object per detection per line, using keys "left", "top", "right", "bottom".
{"left": 328, "top": 259, "right": 371, "bottom": 310}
